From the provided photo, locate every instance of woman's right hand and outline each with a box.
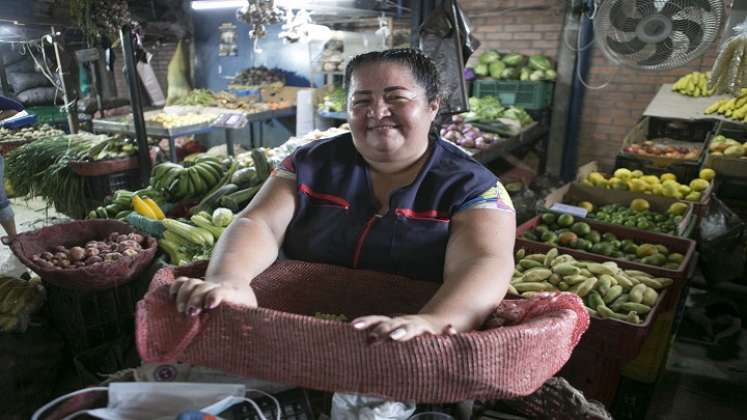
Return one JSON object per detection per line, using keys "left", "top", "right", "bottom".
{"left": 170, "top": 276, "right": 258, "bottom": 316}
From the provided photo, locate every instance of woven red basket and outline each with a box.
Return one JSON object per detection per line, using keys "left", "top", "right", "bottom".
{"left": 136, "top": 260, "right": 590, "bottom": 403}
{"left": 8, "top": 220, "right": 158, "bottom": 291}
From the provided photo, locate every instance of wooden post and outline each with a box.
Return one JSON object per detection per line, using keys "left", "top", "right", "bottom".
{"left": 51, "top": 26, "right": 79, "bottom": 133}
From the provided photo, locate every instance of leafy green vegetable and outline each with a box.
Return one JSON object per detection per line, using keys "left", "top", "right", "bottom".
{"left": 318, "top": 87, "right": 346, "bottom": 112}
{"left": 465, "top": 96, "right": 505, "bottom": 121}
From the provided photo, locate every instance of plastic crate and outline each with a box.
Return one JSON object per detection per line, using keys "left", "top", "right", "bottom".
{"left": 87, "top": 169, "right": 143, "bottom": 201}
{"left": 473, "top": 80, "right": 554, "bottom": 109}
{"left": 614, "top": 153, "right": 702, "bottom": 188}
{"left": 621, "top": 308, "right": 677, "bottom": 383}
{"left": 25, "top": 105, "right": 69, "bottom": 126}
{"left": 516, "top": 215, "right": 696, "bottom": 312}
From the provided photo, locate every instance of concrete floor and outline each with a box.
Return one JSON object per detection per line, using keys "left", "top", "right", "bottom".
{"left": 0, "top": 197, "right": 67, "bottom": 271}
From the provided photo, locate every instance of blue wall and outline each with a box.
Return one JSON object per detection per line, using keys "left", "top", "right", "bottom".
{"left": 191, "top": 9, "right": 326, "bottom": 148}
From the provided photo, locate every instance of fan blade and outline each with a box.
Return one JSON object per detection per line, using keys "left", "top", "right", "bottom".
{"left": 636, "top": 0, "right": 656, "bottom": 16}
{"left": 672, "top": 19, "right": 704, "bottom": 52}
{"left": 661, "top": 0, "right": 712, "bottom": 18}
{"left": 607, "top": 36, "right": 647, "bottom": 55}
{"left": 638, "top": 38, "right": 674, "bottom": 66}
{"left": 611, "top": 1, "right": 641, "bottom": 31}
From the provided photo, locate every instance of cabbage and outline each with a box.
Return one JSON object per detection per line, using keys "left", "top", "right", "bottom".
{"left": 474, "top": 63, "right": 489, "bottom": 77}
{"left": 528, "top": 55, "right": 553, "bottom": 71}
{"left": 479, "top": 51, "right": 500, "bottom": 64}
{"left": 489, "top": 61, "right": 506, "bottom": 78}
{"left": 529, "top": 70, "right": 545, "bottom": 81}
{"left": 544, "top": 69, "right": 557, "bottom": 81}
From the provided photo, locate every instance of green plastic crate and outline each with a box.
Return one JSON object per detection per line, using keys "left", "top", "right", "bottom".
{"left": 473, "top": 80, "right": 554, "bottom": 110}
{"left": 26, "top": 105, "right": 68, "bottom": 125}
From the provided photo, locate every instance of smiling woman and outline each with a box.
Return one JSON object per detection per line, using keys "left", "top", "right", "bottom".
{"left": 171, "top": 48, "right": 517, "bottom": 345}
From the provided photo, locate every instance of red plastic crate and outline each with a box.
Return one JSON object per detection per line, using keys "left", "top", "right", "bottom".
{"left": 514, "top": 240, "right": 663, "bottom": 362}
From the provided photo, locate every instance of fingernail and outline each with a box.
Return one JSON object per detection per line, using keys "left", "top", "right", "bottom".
{"left": 353, "top": 321, "right": 365, "bottom": 329}
{"left": 447, "top": 326, "right": 457, "bottom": 335}
{"left": 207, "top": 300, "right": 219, "bottom": 310}
{"left": 187, "top": 306, "right": 200, "bottom": 317}
{"left": 389, "top": 328, "right": 406, "bottom": 340}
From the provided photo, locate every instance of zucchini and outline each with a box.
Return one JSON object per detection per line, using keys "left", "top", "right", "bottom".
{"left": 193, "top": 183, "right": 239, "bottom": 215}
{"left": 251, "top": 149, "right": 271, "bottom": 182}
{"left": 231, "top": 167, "right": 257, "bottom": 187}
{"left": 218, "top": 185, "right": 261, "bottom": 212}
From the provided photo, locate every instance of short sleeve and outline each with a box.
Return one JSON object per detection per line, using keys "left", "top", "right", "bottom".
{"left": 271, "top": 155, "right": 297, "bottom": 181}
{"left": 455, "top": 181, "right": 515, "bottom": 214}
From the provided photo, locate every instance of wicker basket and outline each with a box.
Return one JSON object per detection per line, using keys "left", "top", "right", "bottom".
{"left": 137, "top": 260, "right": 590, "bottom": 403}
{"left": 8, "top": 220, "right": 157, "bottom": 291}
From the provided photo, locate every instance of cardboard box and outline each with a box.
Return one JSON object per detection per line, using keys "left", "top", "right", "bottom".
{"left": 543, "top": 182, "right": 695, "bottom": 237}
{"left": 703, "top": 120, "right": 747, "bottom": 178}
{"left": 575, "top": 161, "right": 713, "bottom": 214}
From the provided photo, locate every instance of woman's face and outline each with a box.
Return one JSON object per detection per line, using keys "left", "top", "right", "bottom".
{"left": 347, "top": 62, "right": 439, "bottom": 166}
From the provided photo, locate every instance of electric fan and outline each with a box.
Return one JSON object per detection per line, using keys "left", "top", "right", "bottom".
{"left": 594, "top": 0, "right": 725, "bottom": 71}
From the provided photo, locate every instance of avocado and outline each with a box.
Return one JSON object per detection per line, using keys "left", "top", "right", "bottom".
{"left": 586, "top": 230, "right": 601, "bottom": 243}
{"left": 655, "top": 244, "right": 669, "bottom": 255}
{"left": 571, "top": 222, "right": 591, "bottom": 236}
{"left": 557, "top": 213, "right": 575, "bottom": 227}
{"left": 541, "top": 213, "right": 557, "bottom": 225}
{"left": 541, "top": 231, "right": 558, "bottom": 243}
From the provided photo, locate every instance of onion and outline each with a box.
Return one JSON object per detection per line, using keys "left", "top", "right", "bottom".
{"left": 37, "top": 260, "right": 54, "bottom": 269}
{"left": 122, "top": 249, "right": 139, "bottom": 257}
{"left": 461, "top": 138, "right": 476, "bottom": 148}
{"left": 86, "top": 241, "right": 97, "bottom": 248}
{"left": 54, "top": 245, "right": 67, "bottom": 253}
{"left": 54, "top": 252, "right": 67, "bottom": 260}
{"left": 440, "top": 128, "right": 447, "bottom": 137}
{"left": 116, "top": 234, "right": 129, "bottom": 243}
{"left": 85, "top": 256, "right": 103, "bottom": 265}
{"left": 58, "top": 259, "right": 71, "bottom": 268}
{"left": 463, "top": 130, "right": 478, "bottom": 141}
{"left": 41, "top": 252, "right": 54, "bottom": 260}
{"left": 452, "top": 115, "right": 464, "bottom": 124}
{"left": 69, "top": 247, "right": 86, "bottom": 262}
{"left": 446, "top": 124, "right": 458, "bottom": 132}
{"left": 444, "top": 131, "right": 461, "bottom": 141}
{"left": 109, "top": 232, "right": 120, "bottom": 242}
{"left": 85, "top": 247, "right": 100, "bottom": 258}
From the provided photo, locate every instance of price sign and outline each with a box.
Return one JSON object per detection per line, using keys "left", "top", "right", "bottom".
{"left": 548, "top": 203, "right": 588, "bottom": 219}
{"left": 213, "top": 113, "right": 248, "bottom": 129}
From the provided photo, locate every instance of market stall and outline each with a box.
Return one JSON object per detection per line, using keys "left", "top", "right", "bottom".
{"left": 1, "top": 1, "right": 747, "bottom": 419}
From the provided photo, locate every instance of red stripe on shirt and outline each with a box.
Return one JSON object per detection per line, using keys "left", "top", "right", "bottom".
{"left": 299, "top": 184, "right": 350, "bottom": 209}
{"left": 394, "top": 208, "right": 450, "bottom": 223}
{"left": 352, "top": 215, "right": 379, "bottom": 268}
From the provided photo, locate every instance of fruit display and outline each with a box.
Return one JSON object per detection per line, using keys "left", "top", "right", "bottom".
{"left": 151, "top": 155, "right": 227, "bottom": 201}
{"left": 512, "top": 248, "right": 673, "bottom": 324}
{"left": 622, "top": 140, "right": 701, "bottom": 161}
{"left": 30, "top": 231, "right": 150, "bottom": 270}
{"left": 579, "top": 168, "right": 713, "bottom": 202}
{"left": 318, "top": 86, "right": 346, "bottom": 113}
{"left": 704, "top": 88, "right": 747, "bottom": 122}
{"left": 0, "top": 124, "right": 63, "bottom": 142}
{"left": 158, "top": 209, "right": 233, "bottom": 266}
{"left": 170, "top": 89, "right": 292, "bottom": 113}
{"left": 472, "top": 51, "right": 556, "bottom": 81}
{"left": 232, "top": 66, "right": 285, "bottom": 86}
{"left": 146, "top": 112, "right": 218, "bottom": 129}
{"left": 0, "top": 276, "right": 44, "bottom": 333}
{"left": 708, "top": 134, "right": 747, "bottom": 158}
{"left": 440, "top": 114, "right": 502, "bottom": 150}
{"left": 521, "top": 212, "right": 685, "bottom": 269}
{"left": 87, "top": 188, "right": 166, "bottom": 221}
{"left": 671, "top": 72, "right": 713, "bottom": 97}
{"left": 583, "top": 199, "right": 688, "bottom": 235}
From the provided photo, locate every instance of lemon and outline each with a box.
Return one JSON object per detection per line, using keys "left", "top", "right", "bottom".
{"left": 641, "top": 175, "right": 660, "bottom": 185}
{"left": 578, "top": 201, "right": 594, "bottom": 212}
{"left": 611, "top": 178, "right": 629, "bottom": 190}
{"left": 689, "top": 178, "right": 709, "bottom": 192}
{"left": 652, "top": 184, "right": 663, "bottom": 195}
{"left": 699, "top": 168, "right": 716, "bottom": 182}
{"left": 629, "top": 179, "right": 647, "bottom": 193}
{"left": 678, "top": 185, "right": 691, "bottom": 195}
{"left": 685, "top": 191, "right": 701, "bottom": 201}
{"left": 589, "top": 172, "right": 605, "bottom": 183}
{"left": 668, "top": 202, "right": 688, "bottom": 216}
{"left": 630, "top": 198, "right": 650, "bottom": 212}
{"left": 631, "top": 170, "right": 644, "bottom": 178}
{"left": 614, "top": 168, "right": 632, "bottom": 181}
{"left": 594, "top": 178, "right": 609, "bottom": 188}
{"left": 662, "top": 183, "right": 679, "bottom": 197}
{"left": 660, "top": 173, "right": 677, "bottom": 182}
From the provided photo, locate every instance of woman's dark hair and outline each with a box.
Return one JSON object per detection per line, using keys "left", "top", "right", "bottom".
{"left": 344, "top": 48, "right": 442, "bottom": 103}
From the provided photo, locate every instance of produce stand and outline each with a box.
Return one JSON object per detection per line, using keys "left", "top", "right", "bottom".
{"left": 468, "top": 121, "right": 549, "bottom": 168}
{"left": 644, "top": 84, "right": 740, "bottom": 124}
{"left": 93, "top": 106, "right": 296, "bottom": 161}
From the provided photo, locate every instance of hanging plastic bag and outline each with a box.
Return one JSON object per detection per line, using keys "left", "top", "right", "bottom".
{"left": 331, "top": 393, "right": 416, "bottom": 420}
{"left": 698, "top": 196, "right": 745, "bottom": 285}
{"left": 709, "top": 17, "right": 747, "bottom": 95}
{"left": 419, "top": 0, "right": 480, "bottom": 115}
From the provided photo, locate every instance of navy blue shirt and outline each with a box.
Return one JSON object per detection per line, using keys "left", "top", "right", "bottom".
{"left": 276, "top": 133, "right": 505, "bottom": 282}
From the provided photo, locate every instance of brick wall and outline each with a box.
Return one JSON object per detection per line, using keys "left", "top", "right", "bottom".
{"left": 461, "top": 0, "right": 720, "bottom": 171}
{"left": 113, "top": 42, "right": 177, "bottom": 105}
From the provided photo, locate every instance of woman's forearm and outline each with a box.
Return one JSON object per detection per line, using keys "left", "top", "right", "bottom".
{"left": 419, "top": 255, "right": 512, "bottom": 332}
{"left": 204, "top": 217, "right": 281, "bottom": 287}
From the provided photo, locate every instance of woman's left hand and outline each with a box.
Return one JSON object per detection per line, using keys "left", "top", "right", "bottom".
{"left": 351, "top": 314, "right": 457, "bottom": 344}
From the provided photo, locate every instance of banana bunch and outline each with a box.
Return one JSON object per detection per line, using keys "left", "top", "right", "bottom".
{"left": 0, "top": 277, "right": 45, "bottom": 333}
{"left": 147, "top": 112, "right": 217, "bottom": 129}
{"left": 672, "top": 72, "right": 714, "bottom": 97}
{"left": 704, "top": 88, "right": 747, "bottom": 122}
{"left": 709, "top": 35, "right": 747, "bottom": 96}
{"left": 151, "top": 155, "right": 225, "bottom": 201}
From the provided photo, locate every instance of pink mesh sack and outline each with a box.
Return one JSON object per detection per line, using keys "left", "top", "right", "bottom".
{"left": 137, "top": 260, "right": 589, "bottom": 403}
